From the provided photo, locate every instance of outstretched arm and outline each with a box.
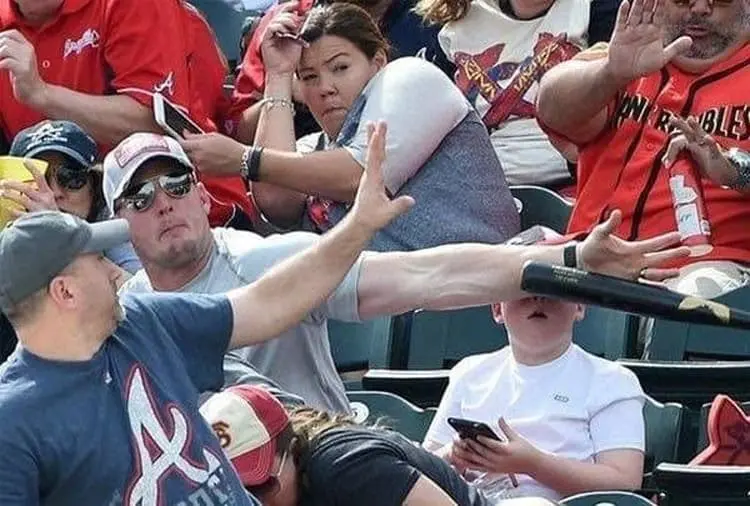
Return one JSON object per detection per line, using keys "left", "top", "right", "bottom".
{"left": 536, "top": 0, "right": 691, "bottom": 143}
{"left": 357, "top": 212, "right": 688, "bottom": 320}
{"left": 226, "top": 122, "right": 414, "bottom": 349}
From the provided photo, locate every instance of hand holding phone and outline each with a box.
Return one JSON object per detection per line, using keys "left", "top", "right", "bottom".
{"left": 447, "top": 417, "right": 519, "bottom": 488}
{"left": 447, "top": 417, "right": 503, "bottom": 442}
{"left": 153, "top": 92, "right": 204, "bottom": 141}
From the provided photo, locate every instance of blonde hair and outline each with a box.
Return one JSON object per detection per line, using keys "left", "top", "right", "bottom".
{"left": 414, "top": 0, "right": 471, "bottom": 25}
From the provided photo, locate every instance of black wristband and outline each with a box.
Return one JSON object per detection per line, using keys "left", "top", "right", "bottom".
{"left": 563, "top": 243, "right": 578, "bottom": 269}
{"left": 247, "top": 146, "right": 264, "bottom": 182}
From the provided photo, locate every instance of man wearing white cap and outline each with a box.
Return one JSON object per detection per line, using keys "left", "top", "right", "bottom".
{"left": 0, "top": 122, "right": 413, "bottom": 505}
{"left": 103, "top": 127, "right": 688, "bottom": 413}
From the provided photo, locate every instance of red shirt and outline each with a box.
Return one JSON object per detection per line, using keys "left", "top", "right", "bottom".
{"left": 564, "top": 44, "right": 750, "bottom": 268}
{"left": 182, "top": 2, "right": 231, "bottom": 131}
{"left": 0, "top": 0, "right": 255, "bottom": 227}
{"left": 182, "top": 2, "right": 258, "bottom": 224}
{"left": 0, "top": 0, "right": 191, "bottom": 138}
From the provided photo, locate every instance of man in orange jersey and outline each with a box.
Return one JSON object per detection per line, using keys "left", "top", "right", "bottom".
{"left": 537, "top": 0, "right": 750, "bottom": 300}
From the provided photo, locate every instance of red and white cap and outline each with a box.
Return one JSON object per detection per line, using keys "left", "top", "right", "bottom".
{"left": 200, "top": 385, "right": 290, "bottom": 487}
{"left": 102, "top": 132, "right": 195, "bottom": 215}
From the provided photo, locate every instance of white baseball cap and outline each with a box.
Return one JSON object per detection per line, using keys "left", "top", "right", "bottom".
{"left": 102, "top": 133, "right": 194, "bottom": 215}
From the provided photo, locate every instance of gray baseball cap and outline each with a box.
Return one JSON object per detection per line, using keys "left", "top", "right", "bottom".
{"left": 0, "top": 211, "right": 130, "bottom": 313}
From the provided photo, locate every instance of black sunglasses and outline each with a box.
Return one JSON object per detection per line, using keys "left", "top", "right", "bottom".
{"left": 116, "top": 172, "right": 194, "bottom": 213}
{"left": 47, "top": 164, "right": 91, "bottom": 191}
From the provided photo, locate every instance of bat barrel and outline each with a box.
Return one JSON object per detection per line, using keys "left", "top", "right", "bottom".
{"left": 521, "top": 261, "right": 750, "bottom": 331}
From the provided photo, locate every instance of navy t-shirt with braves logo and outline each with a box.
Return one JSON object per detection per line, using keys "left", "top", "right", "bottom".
{"left": 0, "top": 292, "right": 259, "bottom": 506}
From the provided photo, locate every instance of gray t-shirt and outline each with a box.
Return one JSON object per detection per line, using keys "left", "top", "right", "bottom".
{"left": 122, "top": 228, "right": 364, "bottom": 413}
{"left": 301, "top": 57, "right": 520, "bottom": 252}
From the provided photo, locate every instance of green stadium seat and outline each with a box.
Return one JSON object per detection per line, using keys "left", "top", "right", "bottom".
{"left": 643, "top": 397, "right": 684, "bottom": 474}
{"left": 560, "top": 491, "right": 656, "bottom": 505}
{"left": 652, "top": 463, "right": 750, "bottom": 505}
{"left": 401, "top": 304, "right": 630, "bottom": 371}
{"left": 647, "top": 286, "right": 750, "bottom": 361}
{"left": 510, "top": 185, "right": 573, "bottom": 233}
{"left": 347, "top": 390, "right": 437, "bottom": 442}
{"left": 188, "top": 0, "right": 247, "bottom": 66}
{"left": 618, "top": 360, "right": 750, "bottom": 462}
{"left": 328, "top": 317, "right": 396, "bottom": 390}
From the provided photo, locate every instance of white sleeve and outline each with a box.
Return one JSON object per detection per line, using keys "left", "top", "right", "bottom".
{"left": 341, "top": 57, "right": 470, "bottom": 194}
{"left": 588, "top": 367, "right": 646, "bottom": 455}
{"left": 423, "top": 359, "right": 471, "bottom": 446}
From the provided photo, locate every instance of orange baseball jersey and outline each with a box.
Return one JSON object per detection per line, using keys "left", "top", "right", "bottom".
{"left": 563, "top": 43, "right": 750, "bottom": 268}
{"left": 0, "top": 0, "right": 191, "bottom": 140}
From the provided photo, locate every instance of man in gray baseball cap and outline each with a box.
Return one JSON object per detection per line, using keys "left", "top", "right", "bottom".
{"left": 0, "top": 212, "right": 129, "bottom": 319}
{"left": 0, "top": 122, "right": 417, "bottom": 506}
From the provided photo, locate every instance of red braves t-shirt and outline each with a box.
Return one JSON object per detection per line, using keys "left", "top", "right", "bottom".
{"left": 0, "top": 0, "right": 191, "bottom": 139}
{"left": 0, "top": 0, "right": 256, "bottom": 227}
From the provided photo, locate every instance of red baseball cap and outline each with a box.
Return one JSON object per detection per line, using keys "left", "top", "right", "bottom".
{"left": 200, "top": 385, "right": 290, "bottom": 487}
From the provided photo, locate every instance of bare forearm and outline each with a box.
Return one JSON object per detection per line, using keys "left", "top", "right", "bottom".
{"left": 537, "top": 58, "right": 627, "bottom": 143}
{"left": 256, "top": 72, "right": 296, "bottom": 150}
{"left": 228, "top": 212, "right": 373, "bottom": 348}
{"left": 34, "top": 85, "right": 159, "bottom": 145}
{"left": 234, "top": 102, "right": 263, "bottom": 144}
{"left": 258, "top": 148, "right": 362, "bottom": 202}
{"left": 358, "top": 243, "right": 570, "bottom": 319}
{"left": 529, "top": 452, "right": 642, "bottom": 497}
{"left": 252, "top": 72, "right": 308, "bottom": 225}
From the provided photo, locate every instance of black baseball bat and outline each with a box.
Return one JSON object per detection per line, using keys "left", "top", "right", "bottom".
{"left": 520, "top": 261, "right": 750, "bottom": 330}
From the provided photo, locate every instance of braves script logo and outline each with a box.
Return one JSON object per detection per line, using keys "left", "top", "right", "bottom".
{"left": 154, "top": 72, "right": 175, "bottom": 97}
{"left": 454, "top": 33, "right": 580, "bottom": 128}
{"left": 122, "top": 366, "right": 226, "bottom": 506}
{"left": 64, "top": 28, "right": 100, "bottom": 59}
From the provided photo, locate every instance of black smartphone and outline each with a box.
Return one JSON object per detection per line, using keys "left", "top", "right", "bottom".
{"left": 447, "top": 417, "right": 502, "bottom": 442}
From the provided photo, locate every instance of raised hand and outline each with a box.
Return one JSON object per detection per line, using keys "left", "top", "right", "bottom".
{"left": 607, "top": 0, "right": 692, "bottom": 82}
{"left": 0, "top": 30, "right": 48, "bottom": 108}
{"left": 0, "top": 160, "right": 58, "bottom": 217}
{"left": 578, "top": 210, "right": 689, "bottom": 281}
{"left": 348, "top": 121, "right": 415, "bottom": 235}
{"left": 260, "top": 2, "right": 307, "bottom": 77}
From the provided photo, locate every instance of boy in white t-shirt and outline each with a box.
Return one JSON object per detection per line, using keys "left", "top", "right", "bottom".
{"left": 423, "top": 296, "right": 645, "bottom": 501}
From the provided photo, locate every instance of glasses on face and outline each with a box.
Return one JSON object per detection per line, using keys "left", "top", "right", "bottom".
{"left": 116, "top": 172, "right": 194, "bottom": 213}
{"left": 47, "top": 164, "right": 90, "bottom": 191}
{"left": 245, "top": 449, "right": 289, "bottom": 497}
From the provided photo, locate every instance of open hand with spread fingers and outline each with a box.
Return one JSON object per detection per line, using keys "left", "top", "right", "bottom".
{"left": 663, "top": 115, "right": 739, "bottom": 187}
{"left": 606, "top": 0, "right": 692, "bottom": 83}
{"left": 577, "top": 210, "right": 689, "bottom": 281}
{"left": 347, "top": 121, "right": 415, "bottom": 235}
{"left": 0, "top": 159, "right": 58, "bottom": 218}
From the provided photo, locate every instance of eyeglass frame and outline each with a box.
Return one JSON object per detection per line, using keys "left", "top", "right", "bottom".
{"left": 114, "top": 170, "right": 196, "bottom": 213}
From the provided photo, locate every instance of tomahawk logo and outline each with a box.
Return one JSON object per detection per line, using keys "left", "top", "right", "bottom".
{"left": 123, "top": 366, "right": 222, "bottom": 506}
{"left": 153, "top": 72, "right": 175, "bottom": 97}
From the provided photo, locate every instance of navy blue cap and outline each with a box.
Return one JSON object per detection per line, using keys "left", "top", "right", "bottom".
{"left": 9, "top": 121, "right": 98, "bottom": 169}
